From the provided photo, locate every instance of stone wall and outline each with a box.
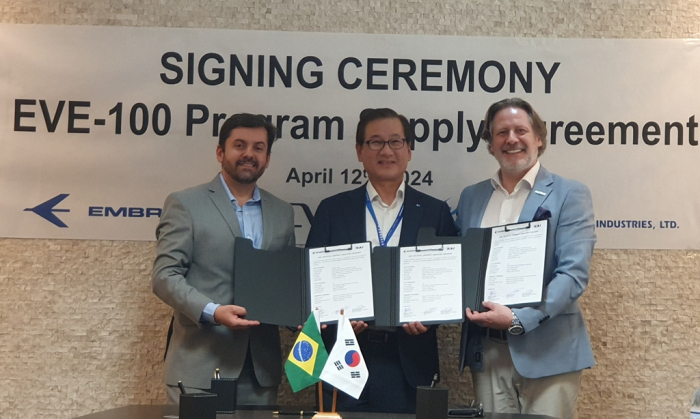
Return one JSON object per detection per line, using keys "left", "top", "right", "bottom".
{"left": 2, "top": 1, "right": 700, "bottom": 418}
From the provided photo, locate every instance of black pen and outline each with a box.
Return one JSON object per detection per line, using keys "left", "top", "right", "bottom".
{"left": 272, "top": 410, "right": 317, "bottom": 416}
{"left": 178, "top": 381, "right": 186, "bottom": 394}
{"left": 215, "top": 368, "right": 221, "bottom": 379}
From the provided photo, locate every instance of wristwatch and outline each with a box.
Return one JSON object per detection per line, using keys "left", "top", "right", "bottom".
{"left": 508, "top": 311, "right": 524, "bottom": 335}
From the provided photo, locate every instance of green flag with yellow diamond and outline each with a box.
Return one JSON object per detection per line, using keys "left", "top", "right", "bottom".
{"left": 284, "top": 311, "right": 328, "bottom": 392}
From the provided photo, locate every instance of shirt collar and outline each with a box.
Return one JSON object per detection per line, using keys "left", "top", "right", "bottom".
{"left": 366, "top": 180, "right": 405, "bottom": 208}
{"left": 219, "top": 172, "right": 261, "bottom": 204}
{"left": 490, "top": 160, "right": 541, "bottom": 194}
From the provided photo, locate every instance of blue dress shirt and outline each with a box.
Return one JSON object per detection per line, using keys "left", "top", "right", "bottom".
{"left": 200, "top": 173, "right": 264, "bottom": 324}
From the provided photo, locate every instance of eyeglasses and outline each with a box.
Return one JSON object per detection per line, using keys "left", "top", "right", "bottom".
{"left": 364, "top": 139, "right": 407, "bottom": 151}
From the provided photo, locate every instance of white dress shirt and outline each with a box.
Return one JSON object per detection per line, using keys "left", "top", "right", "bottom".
{"left": 480, "top": 161, "right": 541, "bottom": 228}
{"left": 365, "top": 181, "right": 405, "bottom": 247}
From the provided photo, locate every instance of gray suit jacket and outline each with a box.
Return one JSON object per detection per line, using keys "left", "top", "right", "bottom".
{"left": 152, "top": 175, "right": 295, "bottom": 389}
{"left": 455, "top": 166, "right": 596, "bottom": 378}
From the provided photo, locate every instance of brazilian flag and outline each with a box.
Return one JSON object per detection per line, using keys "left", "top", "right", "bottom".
{"left": 284, "top": 311, "right": 328, "bottom": 392}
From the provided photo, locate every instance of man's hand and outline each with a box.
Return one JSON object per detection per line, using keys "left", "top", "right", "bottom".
{"left": 465, "top": 301, "right": 512, "bottom": 330}
{"left": 402, "top": 321, "right": 429, "bottom": 335}
{"left": 350, "top": 320, "right": 368, "bottom": 334}
{"left": 297, "top": 323, "right": 328, "bottom": 331}
{"left": 214, "top": 305, "right": 260, "bottom": 330}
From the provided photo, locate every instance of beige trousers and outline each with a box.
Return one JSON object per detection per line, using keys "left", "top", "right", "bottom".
{"left": 471, "top": 337, "right": 582, "bottom": 419}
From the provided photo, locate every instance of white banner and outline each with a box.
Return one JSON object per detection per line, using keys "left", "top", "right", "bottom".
{"left": 1, "top": 24, "right": 698, "bottom": 249}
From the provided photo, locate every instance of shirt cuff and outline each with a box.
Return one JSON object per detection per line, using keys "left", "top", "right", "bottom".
{"left": 200, "top": 302, "right": 221, "bottom": 324}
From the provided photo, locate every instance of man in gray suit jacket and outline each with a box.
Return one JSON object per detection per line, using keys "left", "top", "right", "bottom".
{"left": 455, "top": 98, "right": 596, "bottom": 419}
{"left": 152, "top": 113, "right": 295, "bottom": 405}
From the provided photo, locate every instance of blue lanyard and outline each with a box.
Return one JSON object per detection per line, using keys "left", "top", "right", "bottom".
{"left": 365, "top": 190, "right": 404, "bottom": 247}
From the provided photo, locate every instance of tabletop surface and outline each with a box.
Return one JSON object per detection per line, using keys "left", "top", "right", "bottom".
{"left": 73, "top": 405, "right": 557, "bottom": 419}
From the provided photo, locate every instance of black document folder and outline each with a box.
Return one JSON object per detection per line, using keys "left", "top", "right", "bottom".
{"left": 233, "top": 238, "right": 375, "bottom": 327}
{"left": 233, "top": 237, "right": 310, "bottom": 327}
{"left": 417, "top": 227, "right": 491, "bottom": 314}
{"left": 370, "top": 246, "right": 464, "bottom": 327}
{"left": 417, "top": 222, "right": 547, "bottom": 372}
{"left": 417, "top": 222, "right": 546, "bottom": 313}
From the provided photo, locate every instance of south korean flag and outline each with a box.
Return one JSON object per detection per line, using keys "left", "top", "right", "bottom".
{"left": 319, "top": 310, "right": 369, "bottom": 399}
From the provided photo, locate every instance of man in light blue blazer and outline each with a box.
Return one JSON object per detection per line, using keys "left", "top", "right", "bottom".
{"left": 153, "top": 114, "right": 295, "bottom": 405}
{"left": 455, "top": 98, "right": 596, "bottom": 419}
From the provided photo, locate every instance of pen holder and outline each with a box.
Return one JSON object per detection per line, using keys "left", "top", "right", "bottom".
{"left": 416, "top": 386, "right": 448, "bottom": 419}
{"left": 210, "top": 377, "right": 238, "bottom": 413}
{"left": 179, "top": 392, "right": 217, "bottom": 419}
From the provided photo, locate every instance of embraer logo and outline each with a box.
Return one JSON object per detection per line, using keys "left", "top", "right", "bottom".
{"left": 24, "top": 194, "right": 71, "bottom": 228}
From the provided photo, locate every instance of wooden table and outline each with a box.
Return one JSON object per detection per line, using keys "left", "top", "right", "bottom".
{"left": 74, "top": 405, "right": 557, "bottom": 419}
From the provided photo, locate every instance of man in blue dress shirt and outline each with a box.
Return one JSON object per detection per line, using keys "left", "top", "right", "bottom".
{"left": 152, "top": 113, "right": 295, "bottom": 405}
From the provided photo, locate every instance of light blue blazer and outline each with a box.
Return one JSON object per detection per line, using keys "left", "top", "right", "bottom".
{"left": 455, "top": 166, "right": 596, "bottom": 378}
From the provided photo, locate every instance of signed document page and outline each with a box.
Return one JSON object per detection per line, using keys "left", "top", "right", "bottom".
{"left": 484, "top": 221, "right": 547, "bottom": 306}
{"left": 308, "top": 243, "right": 374, "bottom": 323}
{"left": 399, "top": 244, "right": 463, "bottom": 323}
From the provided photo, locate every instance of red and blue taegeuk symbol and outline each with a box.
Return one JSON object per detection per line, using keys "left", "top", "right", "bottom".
{"left": 344, "top": 350, "right": 361, "bottom": 367}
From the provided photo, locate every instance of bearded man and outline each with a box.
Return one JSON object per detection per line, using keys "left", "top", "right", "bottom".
{"left": 152, "top": 113, "right": 295, "bottom": 405}
{"left": 455, "top": 98, "right": 596, "bottom": 419}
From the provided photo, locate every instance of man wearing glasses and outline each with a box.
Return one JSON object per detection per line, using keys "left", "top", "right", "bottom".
{"left": 306, "top": 108, "right": 457, "bottom": 413}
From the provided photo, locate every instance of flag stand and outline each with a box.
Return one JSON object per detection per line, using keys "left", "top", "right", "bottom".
{"left": 312, "top": 383, "right": 342, "bottom": 419}
{"left": 314, "top": 308, "right": 343, "bottom": 418}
